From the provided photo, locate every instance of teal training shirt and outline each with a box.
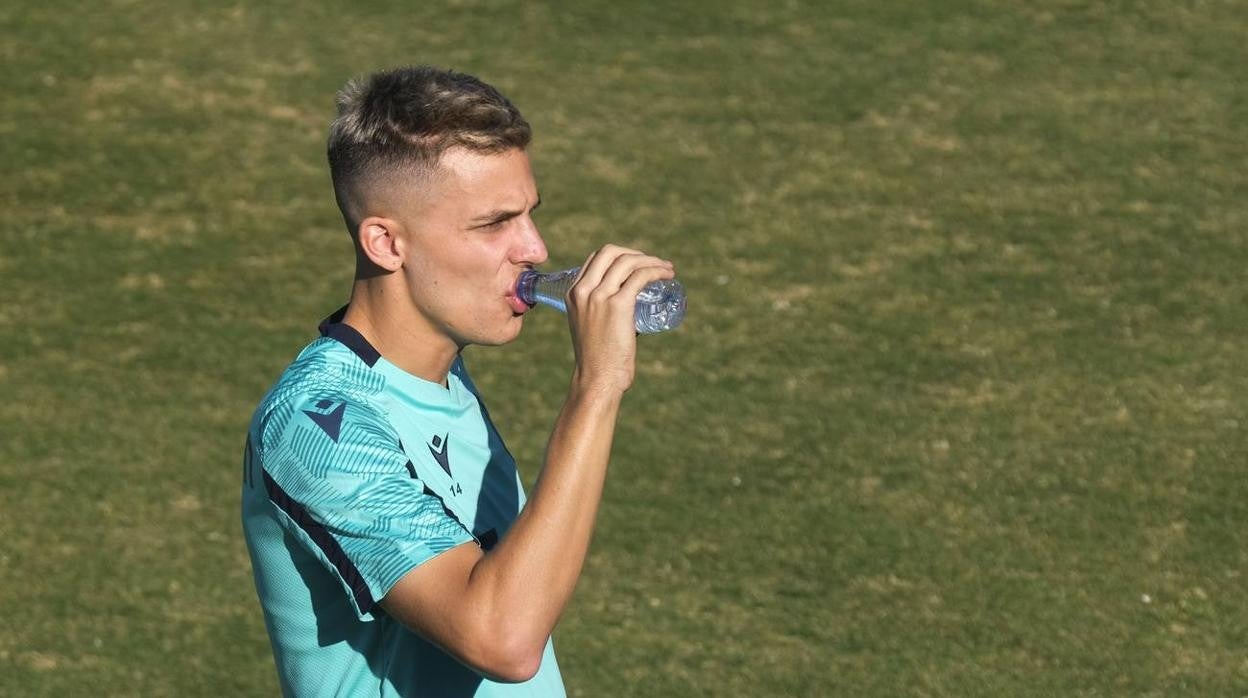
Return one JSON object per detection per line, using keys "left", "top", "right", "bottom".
{"left": 242, "top": 311, "right": 565, "bottom": 697}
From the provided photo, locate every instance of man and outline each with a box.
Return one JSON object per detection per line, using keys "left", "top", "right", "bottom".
{"left": 240, "top": 65, "right": 675, "bottom": 696}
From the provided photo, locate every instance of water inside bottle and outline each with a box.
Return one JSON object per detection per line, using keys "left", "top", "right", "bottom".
{"left": 634, "top": 279, "right": 686, "bottom": 333}
{"left": 517, "top": 267, "right": 686, "bottom": 334}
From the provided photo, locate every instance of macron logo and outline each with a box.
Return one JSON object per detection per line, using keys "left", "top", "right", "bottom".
{"left": 428, "top": 434, "right": 451, "bottom": 476}
{"left": 303, "top": 400, "right": 345, "bottom": 442}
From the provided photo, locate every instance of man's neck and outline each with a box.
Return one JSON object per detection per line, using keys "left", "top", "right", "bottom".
{"left": 341, "top": 277, "right": 459, "bottom": 387}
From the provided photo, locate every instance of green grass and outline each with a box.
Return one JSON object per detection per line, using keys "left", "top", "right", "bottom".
{"left": 3, "top": 0, "right": 1247, "bottom": 695}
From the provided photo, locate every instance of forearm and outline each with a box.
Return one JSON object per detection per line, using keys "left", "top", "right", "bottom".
{"left": 467, "top": 378, "right": 622, "bottom": 653}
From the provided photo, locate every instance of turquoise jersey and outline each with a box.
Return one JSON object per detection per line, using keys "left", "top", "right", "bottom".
{"left": 241, "top": 310, "right": 565, "bottom": 697}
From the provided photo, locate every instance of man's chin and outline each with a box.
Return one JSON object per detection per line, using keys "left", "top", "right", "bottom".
{"left": 465, "top": 316, "right": 525, "bottom": 348}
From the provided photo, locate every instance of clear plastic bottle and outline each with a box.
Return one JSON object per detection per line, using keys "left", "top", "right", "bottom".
{"left": 516, "top": 266, "right": 687, "bottom": 334}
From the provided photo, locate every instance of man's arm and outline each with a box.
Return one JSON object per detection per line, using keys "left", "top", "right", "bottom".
{"left": 380, "top": 245, "right": 676, "bottom": 682}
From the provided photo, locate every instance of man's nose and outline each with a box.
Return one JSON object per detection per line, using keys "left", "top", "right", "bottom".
{"left": 515, "top": 218, "right": 548, "bottom": 266}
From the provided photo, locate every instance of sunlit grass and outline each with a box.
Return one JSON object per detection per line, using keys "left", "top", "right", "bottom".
{"left": 2, "top": 1, "right": 1246, "bottom": 695}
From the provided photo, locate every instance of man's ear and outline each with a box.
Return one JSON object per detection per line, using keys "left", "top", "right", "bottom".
{"left": 355, "top": 216, "right": 404, "bottom": 272}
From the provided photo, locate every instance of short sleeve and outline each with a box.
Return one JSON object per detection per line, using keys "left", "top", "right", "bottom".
{"left": 256, "top": 393, "right": 475, "bottom": 619}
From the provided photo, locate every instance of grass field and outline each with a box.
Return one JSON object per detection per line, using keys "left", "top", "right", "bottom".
{"left": 3, "top": 1, "right": 1247, "bottom": 695}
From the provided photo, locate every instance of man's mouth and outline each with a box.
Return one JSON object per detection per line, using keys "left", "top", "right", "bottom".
{"left": 505, "top": 290, "right": 531, "bottom": 315}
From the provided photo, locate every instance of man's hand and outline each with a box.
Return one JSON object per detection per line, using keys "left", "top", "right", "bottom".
{"left": 565, "top": 244, "right": 676, "bottom": 397}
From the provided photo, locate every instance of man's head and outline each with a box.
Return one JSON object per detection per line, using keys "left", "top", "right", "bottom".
{"left": 327, "top": 66, "right": 548, "bottom": 351}
{"left": 328, "top": 66, "right": 532, "bottom": 234}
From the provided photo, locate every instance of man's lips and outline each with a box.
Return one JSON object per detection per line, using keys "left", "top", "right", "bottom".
{"left": 505, "top": 291, "right": 531, "bottom": 315}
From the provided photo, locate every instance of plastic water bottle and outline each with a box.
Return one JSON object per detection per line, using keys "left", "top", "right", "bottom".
{"left": 516, "top": 267, "right": 687, "bottom": 334}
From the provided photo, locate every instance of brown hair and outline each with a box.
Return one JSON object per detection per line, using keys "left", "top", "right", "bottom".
{"left": 327, "top": 66, "right": 531, "bottom": 232}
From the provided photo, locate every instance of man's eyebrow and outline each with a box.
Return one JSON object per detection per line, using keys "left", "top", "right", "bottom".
{"left": 470, "top": 196, "right": 541, "bottom": 225}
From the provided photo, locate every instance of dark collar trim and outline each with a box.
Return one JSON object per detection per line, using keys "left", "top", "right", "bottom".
{"left": 318, "top": 306, "right": 381, "bottom": 368}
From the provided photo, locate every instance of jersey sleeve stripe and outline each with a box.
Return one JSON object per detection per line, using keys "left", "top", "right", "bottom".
{"left": 262, "top": 469, "right": 376, "bottom": 615}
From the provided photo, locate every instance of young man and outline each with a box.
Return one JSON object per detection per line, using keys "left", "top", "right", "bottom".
{"left": 240, "top": 66, "right": 675, "bottom": 696}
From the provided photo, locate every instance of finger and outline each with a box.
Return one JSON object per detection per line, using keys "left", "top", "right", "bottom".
{"left": 574, "top": 244, "right": 644, "bottom": 293}
{"left": 597, "top": 254, "right": 672, "bottom": 296}
{"left": 572, "top": 248, "right": 600, "bottom": 286}
{"left": 614, "top": 262, "right": 677, "bottom": 304}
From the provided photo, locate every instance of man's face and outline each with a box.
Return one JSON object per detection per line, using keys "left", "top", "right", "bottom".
{"left": 396, "top": 147, "right": 548, "bottom": 348}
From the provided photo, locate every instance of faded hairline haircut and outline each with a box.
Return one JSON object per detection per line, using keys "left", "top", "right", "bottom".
{"left": 327, "top": 65, "right": 532, "bottom": 234}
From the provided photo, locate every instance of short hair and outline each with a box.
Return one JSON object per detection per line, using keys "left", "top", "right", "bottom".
{"left": 327, "top": 65, "right": 532, "bottom": 233}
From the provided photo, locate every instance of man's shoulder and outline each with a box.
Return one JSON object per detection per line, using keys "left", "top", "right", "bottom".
{"left": 282, "top": 335, "right": 387, "bottom": 398}
{"left": 252, "top": 336, "right": 395, "bottom": 449}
